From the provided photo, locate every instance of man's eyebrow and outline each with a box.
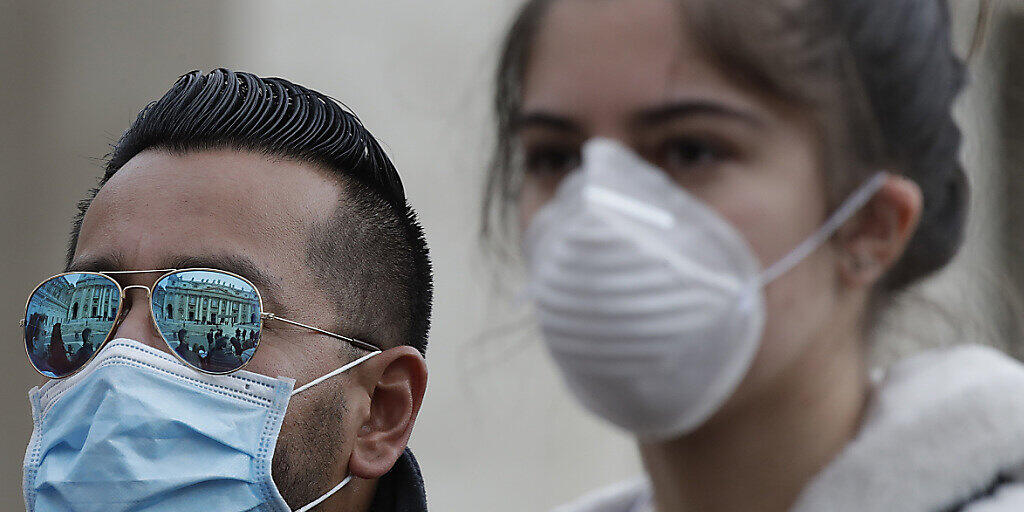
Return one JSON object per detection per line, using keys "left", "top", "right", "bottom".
{"left": 512, "top": 110, "right": 583, "bottom": 134}
{"left": 67, "top": 253, "right": 128, "bottom": 273}
{"left": 69, "top": 253, "right": 286, "bottom": 313}
{"left": 632, "top": 100, "right": 766, "bottom": 129}
{"left": 163, "top": 254, "right": 281, "bottom": 300}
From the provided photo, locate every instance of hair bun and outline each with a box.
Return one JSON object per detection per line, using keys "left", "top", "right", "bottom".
{"left": 839, "top": 0, "right": 969, "bottom": 290}
{"left": 886, "top": 161, "right": 968, "bottom": 290}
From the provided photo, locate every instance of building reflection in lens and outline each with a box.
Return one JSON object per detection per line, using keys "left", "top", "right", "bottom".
{"left": 152, "top": 271, "right": 261, "bottom": 371}
{"left": 26, "top": 274, "right": 118, "bottom": 375}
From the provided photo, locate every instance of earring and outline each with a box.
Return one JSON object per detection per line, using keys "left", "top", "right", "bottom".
{"left": 851, "top": 253, "right": 873, "bottom": 272}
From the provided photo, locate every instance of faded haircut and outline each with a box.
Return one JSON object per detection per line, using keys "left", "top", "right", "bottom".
{"left": 68, "top": 68, "right": 433, "bottom": 354}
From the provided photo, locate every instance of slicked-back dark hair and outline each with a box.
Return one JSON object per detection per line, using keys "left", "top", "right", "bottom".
{"left": 68, "top": 68, "right": 433, "bottom": 354}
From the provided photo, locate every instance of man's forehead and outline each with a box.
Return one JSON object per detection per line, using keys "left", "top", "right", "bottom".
{"left": 94, "top": 149, "right": 341, "bottom": 217}
{"left": 80, "top": 149, "right": 341, "bottom": 238}
{"left": 73, "top": 149, "right": 343, "bottom": 303}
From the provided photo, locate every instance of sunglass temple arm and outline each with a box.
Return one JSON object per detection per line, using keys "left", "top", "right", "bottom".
{"left": 261, "top": 313, "right": 381, "bottom": 353}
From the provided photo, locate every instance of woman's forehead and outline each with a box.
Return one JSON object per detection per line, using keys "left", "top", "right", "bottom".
{"left": 521, "top": 0, "right": 765, "bottom": 129}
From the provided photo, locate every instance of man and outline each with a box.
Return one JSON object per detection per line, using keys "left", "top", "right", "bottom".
{"left": 73, "top": 339, "right": 94, "bottom": 365}
{"left": 178, "top": 342, "right": 204, "bottom": 368}
{"left": 30, "top": 69, "right": 432, "bottom": 511}
{"left": 207, "top": 337, "right": 243, "bottom": 370}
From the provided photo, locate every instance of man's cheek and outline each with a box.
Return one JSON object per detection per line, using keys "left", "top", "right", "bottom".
{"left": 281, "top": 384, "right": 350, "bottom": 468}
{"left": 272, "top": 400, "right": 327, "bottom": 507}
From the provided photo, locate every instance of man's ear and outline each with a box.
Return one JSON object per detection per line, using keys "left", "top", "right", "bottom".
{"left": 347, "top": 345, "right": 427, "bottom": 480}
{"left": 838, "top": 175, "right": 923, "bottom": 288}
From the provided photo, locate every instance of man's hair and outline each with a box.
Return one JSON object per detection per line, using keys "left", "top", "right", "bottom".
{"left": 68, "top": 68, "right": 433, "bottom": 354}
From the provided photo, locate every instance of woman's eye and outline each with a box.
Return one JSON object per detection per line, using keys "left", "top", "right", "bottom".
{"left": 523, "top": 147, "right": 581, "bottom": 176}
{"left": 658, "top": 138, "right": 728, "bottom": 172}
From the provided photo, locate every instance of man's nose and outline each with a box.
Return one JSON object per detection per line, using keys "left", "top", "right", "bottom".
{"left": 109, "top": 286, "right": 172, "bottom": 354}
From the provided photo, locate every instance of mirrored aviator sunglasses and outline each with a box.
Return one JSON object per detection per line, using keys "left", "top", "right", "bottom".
{"left": 24, "top": 269, "right": 267, "bottom": 378}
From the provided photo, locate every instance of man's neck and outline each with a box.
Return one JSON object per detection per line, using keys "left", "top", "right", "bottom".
{"left": 338, "top": 478, "right": 378, "bottom": 512}
{"left": 638, "top": 325, "right": 870, "bottom": 512}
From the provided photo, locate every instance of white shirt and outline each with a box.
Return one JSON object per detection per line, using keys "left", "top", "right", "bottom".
{"left": 554, "top": 345, "right": 1024, "bottom": 512}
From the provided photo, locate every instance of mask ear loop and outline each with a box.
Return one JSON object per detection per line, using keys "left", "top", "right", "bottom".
{"left": 759, "top": 172, "right": 889, "bottom": 286}
{"left": 294, "top": 475, "right": 354, "bottom": 512}
{"left": 288, "top": 350, "right": 380, "bottom": 511}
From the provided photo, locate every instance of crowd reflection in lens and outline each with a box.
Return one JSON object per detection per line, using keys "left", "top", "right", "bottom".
{"left": 25, "top": 273, "right": 118, "bottom": 377}
{"left": 152, "top": 271, "right": 262, "bottom": 373}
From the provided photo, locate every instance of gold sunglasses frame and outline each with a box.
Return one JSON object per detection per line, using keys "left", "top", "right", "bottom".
{"left": 21, "top": 268, "right": 381, "bottom": 379}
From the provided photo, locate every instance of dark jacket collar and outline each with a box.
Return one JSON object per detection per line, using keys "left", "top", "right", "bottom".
{"left": 368, "top": 448, "right": 427, "bottom": 512}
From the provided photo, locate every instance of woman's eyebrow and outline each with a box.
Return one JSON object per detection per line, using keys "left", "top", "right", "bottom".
{"left": 512, "top": 110, "right": 584, "bottom": 134}
{"left": 632, "top": 100, "right": 767, "bottom": 129}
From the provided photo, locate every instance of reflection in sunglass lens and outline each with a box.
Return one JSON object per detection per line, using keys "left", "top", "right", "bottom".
{"left": 152, "top": 270, "right": 262, "bottom": 374}
{"left": 25, "top": 273, "right": 120, "bottom": 378}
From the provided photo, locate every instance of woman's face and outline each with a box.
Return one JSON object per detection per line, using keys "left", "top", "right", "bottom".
{"left": 515, "top": 0, "right": 856, "bottom": 421}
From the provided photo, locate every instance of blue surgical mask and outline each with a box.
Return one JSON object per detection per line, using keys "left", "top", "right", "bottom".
{"left": 23, "top": 338, "right": 379, "bottom": 512}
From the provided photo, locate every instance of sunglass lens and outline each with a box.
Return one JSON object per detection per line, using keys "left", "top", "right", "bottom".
{"left": 152, "top": 270, "right": 262, "bottom": 373}
{"left": 25, "top": 273, "right": 120, "bottom": 378}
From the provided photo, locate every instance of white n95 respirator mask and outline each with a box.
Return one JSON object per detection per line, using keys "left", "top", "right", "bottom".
{"left": 523, "top": 138, "right": 885, "bottom": 440}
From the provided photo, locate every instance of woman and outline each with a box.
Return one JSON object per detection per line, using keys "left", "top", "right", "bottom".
{"left": 484, "top": 1, "right": 1024, "bottom": 510}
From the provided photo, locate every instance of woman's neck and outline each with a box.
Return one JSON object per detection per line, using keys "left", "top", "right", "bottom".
{"left": 638, "top": 327, "right": 870, "bottom": 512}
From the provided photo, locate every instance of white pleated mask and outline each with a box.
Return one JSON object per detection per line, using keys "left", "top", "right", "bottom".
{"left": 523, "top": 138, "right": 886, "bottom": 439}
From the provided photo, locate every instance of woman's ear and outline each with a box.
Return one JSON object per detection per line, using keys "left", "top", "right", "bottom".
{"left": 347, "top": 346, "right": 427, "bottom": 480}
{"left": 838, "top": 175, "right": 923, "bottom": 288}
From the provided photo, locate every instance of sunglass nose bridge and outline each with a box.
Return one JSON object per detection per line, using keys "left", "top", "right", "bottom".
{"left": 121, "top": 284, "right": 152, "bottom": 296}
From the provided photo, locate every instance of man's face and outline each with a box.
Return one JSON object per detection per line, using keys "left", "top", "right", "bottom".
{"left": 71, "top": 149, "right": 360, "bottom": 507}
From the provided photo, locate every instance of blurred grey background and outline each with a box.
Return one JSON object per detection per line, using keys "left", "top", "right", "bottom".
{"left": 0, "top": 1, "right": 1020, "bottom": 510}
